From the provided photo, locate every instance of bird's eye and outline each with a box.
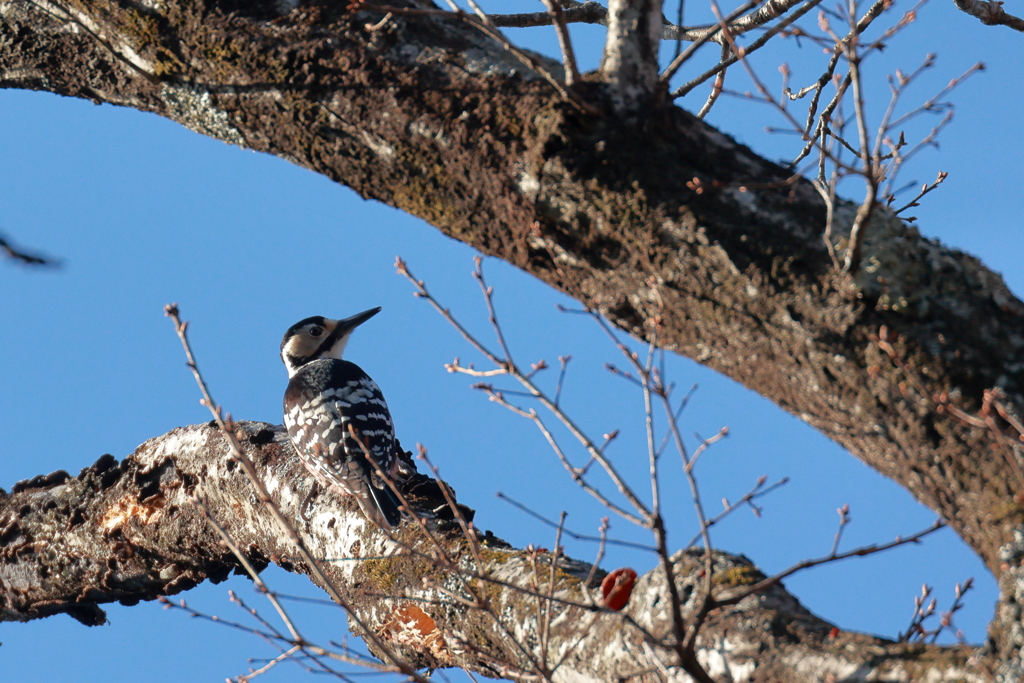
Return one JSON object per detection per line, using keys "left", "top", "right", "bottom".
{"left": 309, "top": 326, "right": 324, "bottom": 337}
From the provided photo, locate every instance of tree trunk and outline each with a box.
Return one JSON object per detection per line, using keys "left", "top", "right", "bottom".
{"left": 2, "top": 0, "right": 1023, "bottom": 677}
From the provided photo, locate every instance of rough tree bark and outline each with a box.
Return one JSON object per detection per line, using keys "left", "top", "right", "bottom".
{"left": 0, "top": 422, "right": 983, "bottom": 681}
{"left": 1, "top": 0, "right": 1023, "bottom": 679}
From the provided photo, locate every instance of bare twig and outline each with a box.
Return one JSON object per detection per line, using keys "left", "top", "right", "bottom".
{"left": 554, "top": 355, "right": 571, "bottom": 406}
{"left": 893, "top": 171, "right": 948, "bottom": 216}
{"left": 163, "top": 304, "right": 428, "bottom": 683}
{"left": 540, "top": 0, "right": 581, "bottom": 86}
{"left": 696, "top": 44, "right": 730, "bottom": 118}
{"left": 792, "top": 0, "right": 888, "bottom": 167}
{"left": 715, "top": 518, "right": 945, "bottom": 606}
{"left": 899, "top": 583, "right": 937, "bottom": 643}
{"left": 399, "top": 258, "right": 653, "bottom": 523}
{"left": 585, "top": 517, "right": 611, "bottom": 588}
{"left": 160, "top": 598, "right": 387, "bottom": 673}
{"left": 683, "top": 475, "right": 790, "bottom": 548}
{"left": 496, "top": 492, "right": 656, "bottom": 550}
{"left": 843, "top": 185, "right": 877, "bottom": 273}
{"left": 660, "top": 0, "right": 760, "bottom": 82}
{"left": 830, "top": 503, "right": 850, "bottom": 556}
{"left": 898, "top": 576, "right": 975, "bottom": 645}
{"left": 489, "top": 0, "right": 608, "bottom": 30}
{"left": 897, "top": 577, "right": 975, "bottom": 645}
{"left": 160, "top": 598, "right": 292, "bottom": 647}
{"left": 472, "top": 256, "right": 515, "bottom": 366}
{"left": 0, "top": 231, "right": 59, "bottom": 267}
{"left": 931, "top": 577, "right": 974, "bottom": 644}
{"left": 540, "top": 514, "right": 567, "bottom": 671}
{"left": 671, "top": 0, "right": 826, "bottom": 98}
{"left": 193, "top": 496, "right": 303, "bottom": 643}
{"left": 481, "top": 386, "right": 647, "bottom": 525}
{"left": 232, "top": 645, "right": 303, "bottom": 683}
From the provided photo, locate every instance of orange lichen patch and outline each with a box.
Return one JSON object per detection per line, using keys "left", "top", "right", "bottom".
{"left": 378, "top": 603, "right": 452, "bottom": 665}
{"left": 601, "top": 567, "right": 637, "bottom": 611}
{"left": 99, "top": 494, "right": 165, "bottom": 531}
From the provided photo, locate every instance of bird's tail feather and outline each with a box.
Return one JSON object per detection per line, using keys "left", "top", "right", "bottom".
{"left": 343, "top": 458, "right": 403, "bottom": 531}
{"left": 356, "top": 484, "right": 402, "bottom": 531}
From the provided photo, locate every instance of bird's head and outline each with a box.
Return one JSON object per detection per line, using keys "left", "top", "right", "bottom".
{"left": 280, "top": 307, "right": 381, "bottom": 377}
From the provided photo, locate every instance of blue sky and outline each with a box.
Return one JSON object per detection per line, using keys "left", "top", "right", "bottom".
{"left": 1, "top": 0, "right": 1020, "bottom": 680}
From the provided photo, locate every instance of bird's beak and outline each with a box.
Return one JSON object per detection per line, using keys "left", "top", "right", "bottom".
{"left": 335, "top": 307, "right": 381, "bottom": 335}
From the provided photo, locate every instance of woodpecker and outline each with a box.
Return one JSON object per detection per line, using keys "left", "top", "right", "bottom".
{"left": 280, "top": 307, "right": 402, "bottom": 530}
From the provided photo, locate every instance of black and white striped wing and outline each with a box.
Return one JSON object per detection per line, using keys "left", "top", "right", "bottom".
{"left": 283, "top": 359, "right": 401, "bottom": 528}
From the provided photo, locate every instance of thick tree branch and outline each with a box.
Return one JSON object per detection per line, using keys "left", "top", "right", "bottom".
{"left": 0, "top": 423, "right": 983, "bottom": 681}
{"left": 600, "top": 0, "right": 665, "bottom": 112}
{"left": 951, "top": 0, "right": 1024, "bottom": 31}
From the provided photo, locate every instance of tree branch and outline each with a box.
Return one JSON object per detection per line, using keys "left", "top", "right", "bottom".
{"left": 490, "top": 0, "right": 807, "bottom": 45}
{"left": 600, "top": 0, "right": 665, "bottom": 112}
{"left": 952, "top": 0, "right": 1024, "bottom": 31}
{"left": 0, "top": 424, "right": 984, "bottom": 681}
{"left": 0, "top": 231, "right": 59, "bottom": 267}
